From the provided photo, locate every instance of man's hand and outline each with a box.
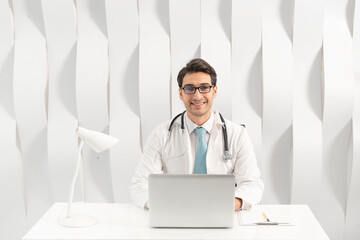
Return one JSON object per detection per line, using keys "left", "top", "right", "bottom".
{"left": 235, "top": 198, "right": 242, "bottom": 211}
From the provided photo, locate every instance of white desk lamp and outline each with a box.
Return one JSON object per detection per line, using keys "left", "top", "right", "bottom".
{"left": 59, "top": 127, "right": 119, "bottom": 228}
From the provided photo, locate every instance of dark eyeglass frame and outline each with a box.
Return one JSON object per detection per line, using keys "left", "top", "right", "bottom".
{"left": 181, "top": 85, "right": 214, "bottom": 94}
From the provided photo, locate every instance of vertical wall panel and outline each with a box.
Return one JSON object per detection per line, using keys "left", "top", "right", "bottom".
{"left": 12, "top": 0, "right": 52, "bottom": 226}
{"left": 291, "top": 0, "right": 324, "bottom": 212}
{"left": 41, "top": 0, "right": 79, "bottom": 202}
{"left": 345, "top": 0, "right": 360, "bottom": 238}
{"left": 262, "top": 0, "right": 293, "bottom": 204}
{"left": 201, "top": 0, "right": 232, "bottom": 118}
{"left": 320, "top": 0, "right": 353, "bottom": 239}
{"left": 106, "top": 0, "right": 141, "bottom": 203}
{"left": 169, "top": 0, "right": 201, "bottom": 117}
{"left": 139, "top": 0, "right": 171, "bottom": 146}
{"left": 0, "top": 1, "right": 26, "bottom": 239}
{"left": 75, "top": 0, "right": 113, "bottom": 202}
{"left": 231, "top": 0, "right": 262, "bottom": 168}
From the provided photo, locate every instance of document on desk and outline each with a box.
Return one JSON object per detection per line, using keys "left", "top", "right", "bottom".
{"left": 237, "top": 206, "right": 293, "bottom": 226}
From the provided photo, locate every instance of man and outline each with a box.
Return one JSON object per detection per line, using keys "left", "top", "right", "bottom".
{"left": 130, "top": 58, "right": 263, "bottom": 210}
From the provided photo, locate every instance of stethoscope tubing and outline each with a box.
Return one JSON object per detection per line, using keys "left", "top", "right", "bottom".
{"left": 168, "top": 111, "right": 231, "bottom": 161}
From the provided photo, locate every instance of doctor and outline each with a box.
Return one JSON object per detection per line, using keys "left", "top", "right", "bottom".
{"left": 130, "top": 58, "right": 263, "bottom": 210}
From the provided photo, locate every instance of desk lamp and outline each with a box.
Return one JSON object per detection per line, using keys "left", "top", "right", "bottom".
{"left": 59, "top": 127, "right": 119, "bottom": 228}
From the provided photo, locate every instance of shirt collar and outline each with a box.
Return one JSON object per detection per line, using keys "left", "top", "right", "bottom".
{"left": 185, "top": 111, "right": 214, "bottom": 134}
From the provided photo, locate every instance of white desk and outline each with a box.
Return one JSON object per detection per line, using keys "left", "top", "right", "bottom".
{"left": 23, "top": 202, "right": 329, "bottom": 240}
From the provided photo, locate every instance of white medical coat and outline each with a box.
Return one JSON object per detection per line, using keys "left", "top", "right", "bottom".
{"left": 130, "top": 111, "right": 264, "bottom": 210}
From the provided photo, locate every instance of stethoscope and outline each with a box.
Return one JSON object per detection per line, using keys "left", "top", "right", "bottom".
{"left": 168, "top": 111, "right": 232, "bottom": 161}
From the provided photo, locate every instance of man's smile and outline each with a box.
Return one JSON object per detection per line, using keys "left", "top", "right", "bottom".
{"left": 191, "top": 101, "right": 207, "bottom": 106}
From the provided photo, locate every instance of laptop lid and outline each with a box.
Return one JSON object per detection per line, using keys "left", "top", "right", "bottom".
{"left": 148, "top": 174, "right": 235, "bottom": 228}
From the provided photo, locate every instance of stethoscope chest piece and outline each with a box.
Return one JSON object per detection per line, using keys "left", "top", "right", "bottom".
{"left": 223, "top": 151, "right": 232, "bottom": 161}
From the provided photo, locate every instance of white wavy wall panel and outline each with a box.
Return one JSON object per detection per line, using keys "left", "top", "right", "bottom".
{"left": 75, "top": 0, "right": 113, "bottom": 202}
{"left": 291, "top": 0, "right": 324, "bottom": 212}
{"left": 41, "top": 1, "right": 79, "bottom": 202}
{"left": 262, "top": 0, "right": 293, "bottom": 204}
{"left": 320, "top": 0, "right": 354, "bottom": 238}
{"left": 201, "top": 0, "right": 232, "bottom": 118}
{"left": 169, "top": 0, "right": 200, "bottom": 117}
{"left": 106, "top": 0, "right": 141, "bottom": 203}
{"left": 139, "top": 0, "right": 171, "bottom": 146}
{"left": 12, "top": 0, "right": 53, "bottom": 226}
{"left": 231, "top": 0, "right": 262, "bottom": 168}
{"left": 345, "top": 0, "right": 360, "bottom": 238}
{"left": 0, "top": 1, "right": 26, "bottom": 239}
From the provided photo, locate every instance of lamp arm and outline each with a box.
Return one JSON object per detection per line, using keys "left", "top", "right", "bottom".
{"left": 66, "top": 139, "right": 85, "bottom": 218}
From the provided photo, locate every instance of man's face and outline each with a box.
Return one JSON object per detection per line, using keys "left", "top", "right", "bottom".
{"left": 179, "top": 72, "right": 217, "bottom": 121}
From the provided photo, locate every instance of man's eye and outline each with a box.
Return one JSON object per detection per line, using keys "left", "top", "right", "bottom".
{"left": 199, "top": 86, "right": 209, "bottom": 91}
{"left": 185, "top": 87, "right": 195, "bottom": 91}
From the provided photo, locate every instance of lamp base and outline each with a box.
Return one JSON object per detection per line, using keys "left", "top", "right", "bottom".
{"left": 59, "top": 214, "right": 98, "bottom": 228}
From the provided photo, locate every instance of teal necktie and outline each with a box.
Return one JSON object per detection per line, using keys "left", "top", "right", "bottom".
{"left": 195, "top": 127, "right": 207, "bottom": 174}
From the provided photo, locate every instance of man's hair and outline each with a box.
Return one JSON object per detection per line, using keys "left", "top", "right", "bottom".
{"left": 177, "top": 58, "right": 217, "bottom": 88}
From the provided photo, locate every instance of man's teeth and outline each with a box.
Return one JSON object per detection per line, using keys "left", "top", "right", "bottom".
{"left": 192, "top": 102, "right": 205, "bottom": 106}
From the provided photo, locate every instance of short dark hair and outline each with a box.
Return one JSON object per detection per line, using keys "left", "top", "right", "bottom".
{"left": 177, "top": 58, "right": 217, "bottom": 88}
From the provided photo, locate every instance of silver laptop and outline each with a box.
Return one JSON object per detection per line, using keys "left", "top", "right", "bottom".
{"left": 148, "top": 174, "right": 235, "bottom": 228}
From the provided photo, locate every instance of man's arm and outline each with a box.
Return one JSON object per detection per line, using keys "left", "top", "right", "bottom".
{"left": 129, "top": 125, "right": 165, "bottom": 209}
{"left": 233, "top": 127, "right": 264, "bottom": 210}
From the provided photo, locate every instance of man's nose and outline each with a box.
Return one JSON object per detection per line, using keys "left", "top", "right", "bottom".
{"left": 192, "top": 89, "right": 203, "bottom": 98}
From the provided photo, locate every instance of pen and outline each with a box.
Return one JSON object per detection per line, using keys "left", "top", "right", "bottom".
{"left": 241, "top": 222, "right": 292, "bottom": 226}
{"left": 257, "top": 222, "right": 277, "bottom": 225}
{"left": 262, "top": 212, "right": 270, "bottom": 222}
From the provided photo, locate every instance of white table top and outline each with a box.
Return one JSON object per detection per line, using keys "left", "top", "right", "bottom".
{"left": 23, "top": 202, "right": 329, "bottom": 240}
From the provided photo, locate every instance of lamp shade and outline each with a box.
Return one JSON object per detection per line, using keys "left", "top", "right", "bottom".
{"left": 76, "top": 127, "right": 119, "bottom": 153}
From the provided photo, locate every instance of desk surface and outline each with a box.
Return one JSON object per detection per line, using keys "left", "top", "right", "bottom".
{"left": 23, "top": 202, "right": 329, "bottom": 240}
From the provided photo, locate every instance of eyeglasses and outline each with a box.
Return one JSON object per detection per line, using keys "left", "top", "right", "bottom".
{"left": 181, "top": 85, "right": 214, "bottom": 94}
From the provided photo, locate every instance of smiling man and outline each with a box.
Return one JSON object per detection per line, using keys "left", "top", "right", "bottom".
{"left": 130, "top": 58, "right": 263, "bottom": 211}
{"left": 179, "top": 71, "right": 216, "bottom": 125}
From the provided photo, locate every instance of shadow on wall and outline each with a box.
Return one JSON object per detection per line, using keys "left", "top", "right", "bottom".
{"left": 280, "top": 0, "right": 294, "bottom": 42}
{"left": 123, "top": 44, "right": 140, "bottom": 118}
{"left": 58, "top": 43, "right": 77, "bottom": 119}
{"left": 0, "top": 47, "right": 15, "bottom": 118}
{"left": 247, "top": 48, "right": 262, "bottom": 118}
{"left": 346, "top": 0, "right": 355, "bottom": 36}
{"left": 217, "top": 0, "right": 231, "bottom": 42}
{"left": 87, "top": 0, "right": 108, "bottom": 37}
{"left": 307, "top": 48, "right": 323, "bottom": 121}
{"left": 25, "top": 0, "right": 46, "bottom": 37}
{"left": 193, "top": 44, "right": 201, "bottom": 59}
{"left": 25, "top": 127, "right": 53, "bottom": 221}
{"left": 326, "top": 120, "right": 352, "bottom": 213}
{"left": 156, "top": 0, "right": 170, "bottom": 36}
{"left": 270, "top": 125, "right": 292, "bottom": 204}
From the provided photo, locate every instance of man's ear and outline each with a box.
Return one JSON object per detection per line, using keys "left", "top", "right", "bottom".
{"left": 213, "top": 85, "right": 218, "bottom": 98}
{"left": 179, "top": 88, "right": 183, "bottom": 101}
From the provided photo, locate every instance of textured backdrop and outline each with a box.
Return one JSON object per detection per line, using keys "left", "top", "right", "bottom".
{"left": 0, "top": 0, "right": 359, "bottom": 239}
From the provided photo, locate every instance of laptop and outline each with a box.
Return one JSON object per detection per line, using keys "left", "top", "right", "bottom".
{"left": 148, "top": 174, "right": 235, "bottom": 228}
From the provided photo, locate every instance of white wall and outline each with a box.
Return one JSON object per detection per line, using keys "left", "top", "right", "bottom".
{"left": 0, "top": 0, "right": 359, "bottom": 239}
